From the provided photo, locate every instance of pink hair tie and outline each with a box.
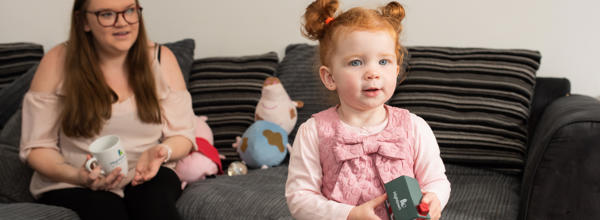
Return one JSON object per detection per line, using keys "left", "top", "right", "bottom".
{"left": 325, "top": 17, "right": 334, "bottom": 25}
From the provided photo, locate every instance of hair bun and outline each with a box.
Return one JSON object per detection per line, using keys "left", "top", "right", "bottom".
{"left": 302, "top": 0, "right": 339, "bottom": 40}
{"left": 380, "top": 1, "right": 405, "bottom": 33}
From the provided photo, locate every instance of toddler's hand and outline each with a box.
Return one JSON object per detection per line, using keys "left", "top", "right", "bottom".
{"left": 347, "top": 194, "right": 387, "bottom": 220}
{"left": 419, "top": 192, "right": 441, "bottom": 220}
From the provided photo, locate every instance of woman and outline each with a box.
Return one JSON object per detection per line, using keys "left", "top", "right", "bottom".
{"left": 20, "top": 0, "right": 196, "bottom": 219}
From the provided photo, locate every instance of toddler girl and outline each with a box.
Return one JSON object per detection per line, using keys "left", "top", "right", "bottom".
{"left": 285, "top": 1, "right": 451, "bottom": 219}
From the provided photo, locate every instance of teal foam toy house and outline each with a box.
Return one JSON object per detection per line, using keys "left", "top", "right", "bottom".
{"left": 384, "top": 176, "right": 430, "bottom": 220}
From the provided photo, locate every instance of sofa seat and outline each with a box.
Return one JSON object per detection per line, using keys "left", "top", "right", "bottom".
{"left": 0, "top": 202, "right": 78, "bottom": 220}
{"left": 175, "top": 163, "right": 520, "bottom": 220}
{"left": 177, "top": 166, "right": 292, "bottom": 220}
{"left": 443, "top": 164, "right": 520, "bottom": 220}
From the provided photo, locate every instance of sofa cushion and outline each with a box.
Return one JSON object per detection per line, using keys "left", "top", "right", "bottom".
{"left": 163, "top": 38, "right": 195, "bottom": 87}
{"left": 0, "top": 64, "right": 37, "bottom": 130}
{"left": 389, "top": 47, "right": 540, "bottom": 173}
{"left": 0, "top": 42, "right": 42, "bottom": 130}
{"left": 276, "top": 44, "right": 332, "bottom": 142}
{"left": 0, "top": 110, "right": 35, "bottom": 203}
{"left": 189, "top": 52, "right": 279, "bottom": 166}
{"left": 442, "top": 164, "right": 520, "bottom": 220}
{"left": 0, "top": 42, "right": 43, "bottom": 91}
{"left": 0, "top": 146, "right": 34, "bottom": 203}
{"left": 177, "top": 166, "right": 291, "bottom": 219}
{"left": 0, "top": 109, "right": 22, "bottom": 149}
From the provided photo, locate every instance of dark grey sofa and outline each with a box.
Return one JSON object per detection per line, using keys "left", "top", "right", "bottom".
{"left": 1, "top": 40, "right": 599, "bottom": 220}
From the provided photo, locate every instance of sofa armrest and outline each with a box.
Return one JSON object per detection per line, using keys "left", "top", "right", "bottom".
{"left": 520, "top": 95, "right": 600, "bottom": 220}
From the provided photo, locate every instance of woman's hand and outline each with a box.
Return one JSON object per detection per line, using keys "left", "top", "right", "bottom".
{"left": 419, "top": 192, "right": 441, "bottom": 220}
{"left": 347, "top": 194, "right": 387, "bottom": 220}
{"left": 78, "top": 155, "right": 124, "bottom": 190}
{"left": 131, "top": 145, "right": 168, "bottom": 186}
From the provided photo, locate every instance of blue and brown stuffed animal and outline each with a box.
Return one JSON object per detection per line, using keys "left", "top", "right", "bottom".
{"left": 232, "top": 77, "right": 302, "bottom": 169}
{"left": 234, "top": 120, "right": 289, "bottom": 169}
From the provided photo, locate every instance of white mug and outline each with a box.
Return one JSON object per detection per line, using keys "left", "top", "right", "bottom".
{"left": 85, "top": 135, "right": 128, "bottom": 176}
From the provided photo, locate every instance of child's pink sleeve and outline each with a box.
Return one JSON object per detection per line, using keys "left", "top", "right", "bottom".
{"left": 411, "top": 114, "right": 452, "bottom": 209}
{"left": 285, "top": 118, "right": 354, "bottom": 220}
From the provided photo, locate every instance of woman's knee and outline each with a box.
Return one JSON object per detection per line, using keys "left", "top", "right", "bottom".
{"left": 125, "top": 167, "right": 182, "bottom": 201}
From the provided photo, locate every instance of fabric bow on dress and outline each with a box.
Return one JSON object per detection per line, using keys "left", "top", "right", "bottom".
{"left": 333, "top": 135, "right": 407, "bottom": 163}
{"left": 328, "top": 127, "right": 414, "bottom": 205}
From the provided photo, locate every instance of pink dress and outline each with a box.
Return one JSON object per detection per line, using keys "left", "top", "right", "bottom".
{"left": 286, "top": 105, "right": 450, "bottom": 220}
{"left": 19, "top": 45, "right": 197, "bottom": 198}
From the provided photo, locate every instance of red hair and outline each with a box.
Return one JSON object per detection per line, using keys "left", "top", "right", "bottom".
{"left": 302, "top": 0, "right": 406, "bottom": 66}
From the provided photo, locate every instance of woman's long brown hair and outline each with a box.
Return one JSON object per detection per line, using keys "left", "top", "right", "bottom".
{"left": 62, "top": 0, "right": 161, "bottom": 138}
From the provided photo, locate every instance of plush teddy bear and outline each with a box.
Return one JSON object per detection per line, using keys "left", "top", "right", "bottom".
{"left": 175, "top": 115, "right": 223, "bottom": 189}
{"left": 231, "top": 77, "right": 302, "bottom": 169}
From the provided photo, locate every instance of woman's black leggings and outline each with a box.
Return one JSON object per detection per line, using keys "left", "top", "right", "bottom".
{"left": 38, "top": 166, "right": 182, "bottom": 220}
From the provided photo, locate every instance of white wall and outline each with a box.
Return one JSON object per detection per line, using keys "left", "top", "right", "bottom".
{"left": 1, "top": 0, "right": 599, "bottom": 97}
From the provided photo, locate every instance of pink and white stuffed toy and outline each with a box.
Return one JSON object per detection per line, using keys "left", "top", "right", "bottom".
{"left": 175, "top": 116, "right": 223, "bottom": 189}
{"left": 254, "top": 77, "right": 303, "bottom": 134}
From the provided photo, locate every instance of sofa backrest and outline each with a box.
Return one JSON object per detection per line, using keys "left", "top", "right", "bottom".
{"left": 276, "top": 43, "right": 542, "bottom": 174}
{"left": 392, "top": 46, "right": 541, "bottom": 173}
{"left": 0, "top": 42, "right": 43, "bottom": 130}
{"left": 0, "top": 43, "right": 43, "bottom": 91}
{"left": 0, "top": 39, "right": 556, "bottom": 176}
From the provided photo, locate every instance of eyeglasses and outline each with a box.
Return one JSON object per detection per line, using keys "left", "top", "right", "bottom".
{"left": 85, "top": 6, "right": 143, "bottom": 27}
